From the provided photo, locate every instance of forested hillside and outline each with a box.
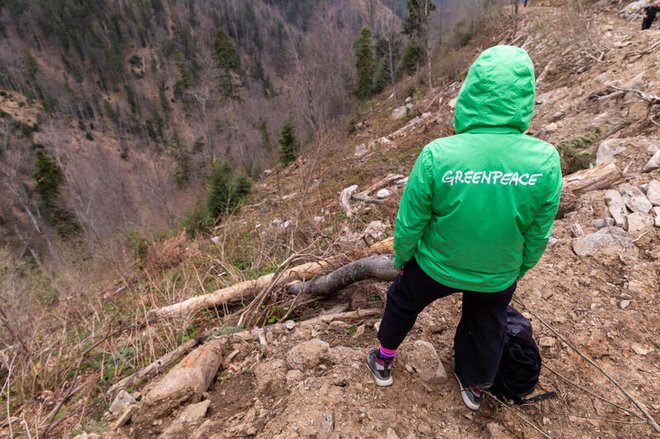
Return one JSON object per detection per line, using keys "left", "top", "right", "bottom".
{"left": 0, "top": 0, "right": 489, "bottom": 274}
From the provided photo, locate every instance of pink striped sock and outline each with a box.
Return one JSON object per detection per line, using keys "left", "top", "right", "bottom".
{"left": 379, "top": 345, "right": 397, "bottom": 360}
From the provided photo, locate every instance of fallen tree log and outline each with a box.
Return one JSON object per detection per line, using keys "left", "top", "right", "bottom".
{"left": 288, "top": 255, "right": 397, "bottom": 297}
{"left": 358, "top": 174, "right": 404, "bottom": 197}
{"left": 134, "top": 338, "right": 225, "bottom": 422}
{"left": 563, "top": 162, "right": 622, "bottom": 196}
{"left": 149, "top": 238, "right": 393, "bottom": 320}
{"left": 339, "top": 184, "right": 358, "bottom": 217}
{"left": 108, "top": 338, "right": 201, "bottom": 395}
{"left": 558, "top": 162, "right": 622, "bottom": 218}
{"left": 351, "top": 193, "right": 384, "bottom": 205}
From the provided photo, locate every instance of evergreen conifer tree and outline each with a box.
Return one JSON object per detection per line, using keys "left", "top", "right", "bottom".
{"left": 278, "top": 121, "right": 298, "bottom": 166}
{"left": 213, "top": 28, "right": 241, "bottom": 99}
{"left": 354, "top": 27, "right": 375, "bottom": 100}
{"left": 402, "top": 0, "right": 435, "bottom": 78}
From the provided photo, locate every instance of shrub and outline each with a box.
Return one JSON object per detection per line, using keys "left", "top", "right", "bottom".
{"left": 182, "top": 205, "right": 214, "bottom": 238}
{"left": 348, "top": 115, "right": 358, "bottom": 134}
{"left": 126, "top": 230, "right": 149, "bottom": 266}
{"left": 556, "top": 131, "right": 599, "bottom": 175}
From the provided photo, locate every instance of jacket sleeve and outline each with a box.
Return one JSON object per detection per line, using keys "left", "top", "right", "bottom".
{"left": 519, "top": 151, "right": 562, "bottom": 277}
{"left": 393, "top": 147, "right": 434, "bottom": 270}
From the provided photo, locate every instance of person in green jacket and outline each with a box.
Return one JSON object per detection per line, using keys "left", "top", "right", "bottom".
{"left": 366, "top": 45, "right": 562, "bottom": 410}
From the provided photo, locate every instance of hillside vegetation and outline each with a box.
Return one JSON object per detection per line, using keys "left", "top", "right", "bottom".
{"left": 1, "top": 0, "right": 659, "bottom": 438}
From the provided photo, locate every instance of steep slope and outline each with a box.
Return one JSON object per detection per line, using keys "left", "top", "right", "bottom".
{"left": 2, "top": 1, "right": 659, "bottom": 438}
{"left": 99, "top": 3, "right": 660, "bottom": 439}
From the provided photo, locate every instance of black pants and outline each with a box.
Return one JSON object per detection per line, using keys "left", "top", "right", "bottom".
{"left": 642, "top": 18, "right": 654, "bottom": 30}
{"left": 377, "top": 259, "right": 516, "bottom": 388}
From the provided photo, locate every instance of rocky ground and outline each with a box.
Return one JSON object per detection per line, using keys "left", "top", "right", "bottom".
{"left": 88, "top": 3, "right": 660, "bottom": 438}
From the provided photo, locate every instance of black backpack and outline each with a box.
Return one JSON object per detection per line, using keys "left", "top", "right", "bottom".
{"left": 489, "top": 306, "right": 555, "bottom": 404}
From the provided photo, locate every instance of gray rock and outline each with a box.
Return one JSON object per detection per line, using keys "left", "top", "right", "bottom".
{"left": 545, "top": 122, "right": 559, "bottom": 132}
{"left": 653, "top": 207, "right": 660, "bottom": 227}
{"left": 286, "top": 338, "right": 330, "bottom": 370}
{"left": 322, "top": 411, "right": 334, "bottom": 432}
{"left": 539, "top": 337, "right": 556, "bottom": 348}
{"left": 285, "top": 369, "right": 304, "bottom": 385}
{"left": 592, "top": 218, "right": 615, "bottom": 229}
{"left": 391, "top": 106, "right": 407, "bottom": 120}
{"left": 254, "top": 359, "right": 287, "bottom": 390}
{"left": 646, "top": 180, "right": 660, "bottom": 206}
{"left": 572, "top": 227, "right": 632, "bottom": 257}
{"left": 621, "top": 1, "right": 646, "bottom": 19}
{"left": 570, "top": 223, "right": 584, "bottom": 237}
{"left": 376, "top": 188, "right": 391, "bottom": 199}
{"left": 623, "top": 71, "right": 645, "bottom": 91}
{"left": 405, "top": 102, "right": 414, "bottom": 112}
{"left": 354, "top": 143, "right": 367, "bottom": 158}
{"left": 109, "top": 390, "right": 135, "bottom": 415}
{"left": 596, "top": 139, "right": 626, "bottom": 165}
{"left": 160, "top": 400, "right": 211, "bottom": 438}
{"left": 626, "top": 212, "right": 654, "bottom": 235}
{"left": 486, "top": 423, "right": 510, "bottom": 439}
{"left": 363, "top": 220, "right": 386, "bottom": 245}
{"left": 619, "top": 300, "right": 631, "bottom": 309}
{"left": 643, "top": 150, "right": 660, "bottom": 172}
{"left": 604, "top": 190, "right": 627, "bottom": 227}
{"left": 405, "top": 96, "right": 412, "bottom": 104}
{"left": 405, "top": 340, "right": 447, "bottom": 383}
{"left": 620, "top": 183, "right": 652, "bottom": 214}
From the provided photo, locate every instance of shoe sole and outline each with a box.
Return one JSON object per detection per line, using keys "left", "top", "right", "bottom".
{"left": 454, "top": 372, "right": 481, "bottom": 410}
{"left": 366, "top": 356, "right": 393, "bottom": 387}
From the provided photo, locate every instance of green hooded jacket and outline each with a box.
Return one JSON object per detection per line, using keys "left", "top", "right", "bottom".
{"left": 393, "top": 45, "right": 562, "bottom": 292}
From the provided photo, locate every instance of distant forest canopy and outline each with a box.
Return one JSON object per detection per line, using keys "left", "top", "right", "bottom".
{"left": 0, "top": 0, "right": 500, "bottom": 267}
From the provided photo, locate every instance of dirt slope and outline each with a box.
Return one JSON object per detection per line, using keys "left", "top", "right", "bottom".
{"left": 108, "top": 4, "right": 660, "bottom": 439}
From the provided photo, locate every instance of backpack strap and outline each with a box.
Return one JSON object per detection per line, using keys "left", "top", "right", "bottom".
{"left": 522, "top": 391, "right": 557, "bottom": 404}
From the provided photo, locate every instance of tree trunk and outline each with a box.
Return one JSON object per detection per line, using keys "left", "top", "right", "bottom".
{"left": 563, "top": 162, "right": 622, "bottom": 195}
{"left": 107, "top": 338, "right": 201, "bottom": 395}
{"left": 148, "top": 238, "right": 394, "bottom": 320}
{"left": 387, "top": 34, "right": 398, "bottom": 106}
{"left": 134, "top": 338, "right": 225, "bottom": 421}
{"left": 557, "top": 162, "right": 622, "bottom": 218}
{"left": 288, "top": 255, "right": 397, "bottom": 296}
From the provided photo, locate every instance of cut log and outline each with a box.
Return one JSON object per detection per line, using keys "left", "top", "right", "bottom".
{"left": 351, "top": 193, "right": 384, "bottom": 205}
{"left": 358, "top": 174, "right": 404, "bottom": 197}
{"left": 558, "top": 163, "right": 622, "bottom": 218}
{"left": 288, "top": 255, "right": 397, "bottom": 296}
{"left": 149, "top": 238, "right": 393, "bottom": 320}
{"left": 339, "top": 184, "right": 358, "bottom": 217}
{"left": 108, "top": 338, "right": 201, "bottom": 395}
{"left": 563, "top": 162, "right": 622, "bottom": 196}
{"left": 135, "top": 338, "right": 225, "bottom": 421}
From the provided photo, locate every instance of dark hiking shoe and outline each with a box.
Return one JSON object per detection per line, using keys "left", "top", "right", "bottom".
{"left": 366, "top": 348, "right": 393, "bottom": 387}
{"left": 454, "top": 372, "right": 484, "bottom": 410}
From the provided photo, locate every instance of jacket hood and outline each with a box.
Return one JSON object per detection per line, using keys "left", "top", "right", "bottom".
{"left": 454, "top": 45, "right": 535, "bottom": 134}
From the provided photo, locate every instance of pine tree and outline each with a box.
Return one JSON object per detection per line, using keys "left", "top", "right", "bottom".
{"left": 213, "top": 28, "right": 241, "bottom": 99}
{"left": 402, "top": 0, "right": 435, "bottom": 81}
{"left": 34, "top": 149, "right": 64, "bottom": 222}
{"left": 278, "top": 121, "right": 298, "bottom": 166}
{"left": 371, "top": 34, "right": 391, "bottom": 95}
{"left": 206, "top": 162, "right": 251, "bottom": 219}
{"left": 354, "top": 27, "right": 375, "bottom": 100}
